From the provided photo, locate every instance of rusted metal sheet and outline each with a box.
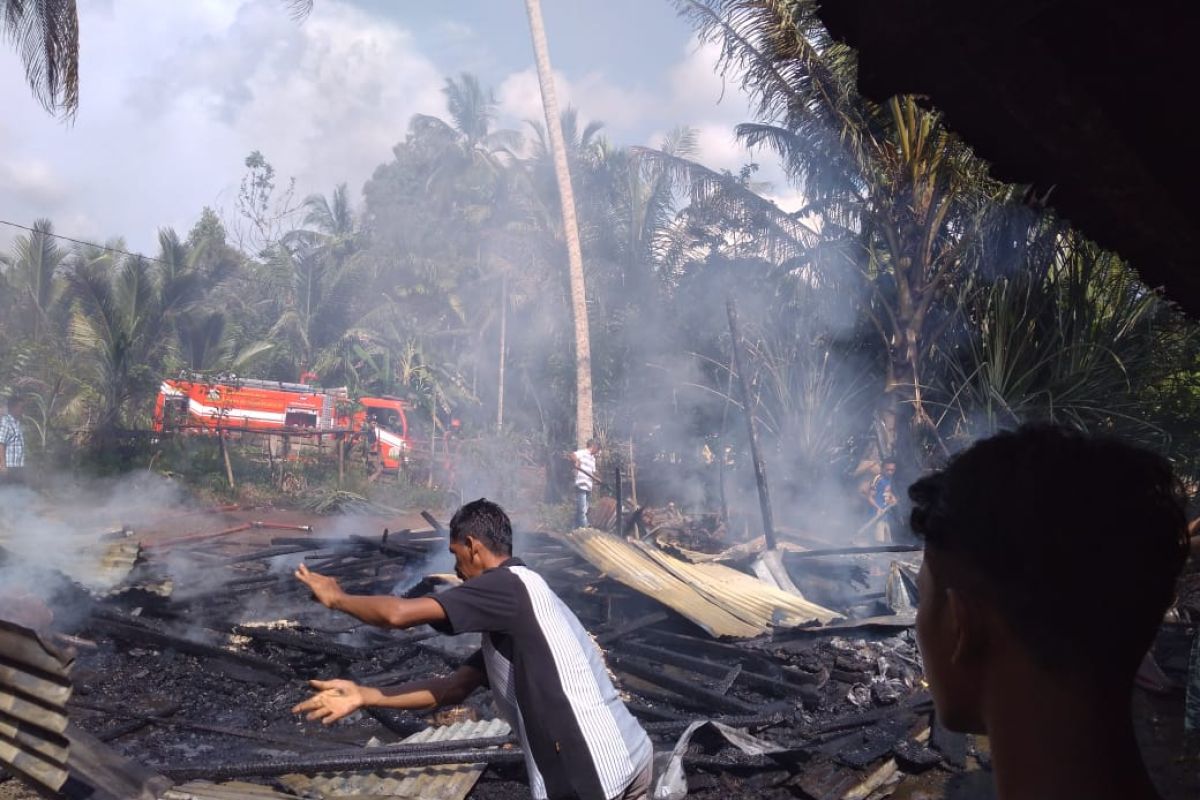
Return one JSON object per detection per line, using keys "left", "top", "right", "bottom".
{"left": 560, "top": 529, "right": 840, "bottom": 637}
{"left": 559, "top": 528, "right": 764, "bottom": 638}
{"left": 278, "top": 717, "right": 512, "bottom": 799}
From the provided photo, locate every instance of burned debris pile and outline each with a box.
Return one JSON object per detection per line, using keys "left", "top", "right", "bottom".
{"left": 1, "top": 506, "right": 997, "bottom": 799}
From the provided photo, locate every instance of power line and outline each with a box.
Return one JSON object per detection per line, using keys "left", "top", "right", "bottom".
{"left": 0, "top": 218, "right": 172, "bottom": 266}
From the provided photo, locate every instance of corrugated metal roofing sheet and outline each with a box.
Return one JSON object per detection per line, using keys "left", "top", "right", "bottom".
{"left": 278, "top": 716, "right": 512, "bottom": 799}
{"left": 635, "top": 542, "right": 841, "bottom": 627}
{"left": 164, "top": 779, "right": 304, "bottom": 799}
{"left": 0, "top": 619, "right": 74, "bottom": 795}
{"left": 0, "top": 620, "right": 170, "bottom": 800}
{"left": 559, "top": 529, "right": 840, "bottom": 638}
{"left": 559, "top": 528, "right": 762, "bottom": 638}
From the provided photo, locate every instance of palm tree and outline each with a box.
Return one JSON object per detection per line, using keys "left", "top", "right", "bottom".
{"left": 940, "top": 229, "right": 1183, "bottom": 446}
{"left": 302, "top": 183, "right": 354, "bottom": 243}
{"left": 65, "top": 246, "right": 203, "bottom": 429}
{"left": 0, "top": 218, "right": 66, "bottom": 340}
{"left": 523, "top": 0, "right": 594, "bottom": 446}
{"left": 676, "top": 0, "right": 996, "bottom": 465}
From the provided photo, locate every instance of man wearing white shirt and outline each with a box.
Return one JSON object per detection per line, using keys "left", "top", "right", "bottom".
{"left": 569, "top": 439, "right": 600, "bottom": 528}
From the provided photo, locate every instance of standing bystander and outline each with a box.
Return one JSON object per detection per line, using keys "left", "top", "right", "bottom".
{"left": 0, "top": 395, "right": 26, "bottom": 485}
{"left": 865, "top": 458, "right": 897, "bottom": 542}
{"left": 568, "top": 438, "right": 600, "bottom": 528}
{"left": 908, "top": 424, "right": 1187, "bottom": 800}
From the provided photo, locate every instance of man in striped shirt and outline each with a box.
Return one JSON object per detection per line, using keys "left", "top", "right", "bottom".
{"left": 293, "top": 498, "right": 653, "bottom": 800}
{"left": 0, "top": 395, "right": 26, "bottom": 484}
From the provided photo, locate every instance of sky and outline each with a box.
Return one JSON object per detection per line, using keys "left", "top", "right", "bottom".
{"left": 0, "top": 0, "right": 799, "bottom": 253}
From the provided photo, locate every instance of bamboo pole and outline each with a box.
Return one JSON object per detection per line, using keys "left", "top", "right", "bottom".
{"left": 218, "top": 430, "right": 236, "bottom": 490}
{"left": 726, "top": 298, "right": 776, "bottom": 550}
{"left": 627, "top": 437, "right": 638, "bottom": 506}
{"left": 497, "top": 272, "right": 507, "bottom": 432}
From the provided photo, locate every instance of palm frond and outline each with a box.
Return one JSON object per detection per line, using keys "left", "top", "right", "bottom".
{"left": 2, "top": 0, "right": 80, "bottom": 118}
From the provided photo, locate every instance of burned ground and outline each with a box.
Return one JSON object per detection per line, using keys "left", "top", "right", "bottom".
{"left": 1, "top": 506, "right": 1196, "bottom": 799}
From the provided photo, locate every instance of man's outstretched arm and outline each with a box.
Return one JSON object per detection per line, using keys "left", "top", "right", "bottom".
{"left": 295, "top": 563, "right": 446, "bottom": 629}
{"left": 292, "top": 665, "right": 485, "bottom": 725}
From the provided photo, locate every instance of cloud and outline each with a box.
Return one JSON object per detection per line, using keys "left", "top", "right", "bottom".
{"left": 0, "top": 0, "right": 446, "bottom": 251}
{"left": 0, "top": 5, "right": 805, "bottom": 253}
{"left": 0, "top": 159, "right": 68, "bottom": 209}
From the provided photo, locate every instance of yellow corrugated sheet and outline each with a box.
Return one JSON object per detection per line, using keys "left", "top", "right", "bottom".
{"left": 558, "top": 529, "right": 841, "bottom": 638}
{"left": 559, "top": 528, "right": 762, "bottom": 637}
{"left": 635, "top": 542, "right": 841, "bottom": 627}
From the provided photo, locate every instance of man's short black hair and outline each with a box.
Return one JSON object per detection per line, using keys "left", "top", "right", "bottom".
{"left": 449, "top": 498, "right": 513, "bottom": 557}
{"left": 586, "top": 438, "right": 598, "bottom": 449}
{"left": 882, "top": 458, "right": 897, "bottom": 467}
{"left": 909, "top": 423, "right": 1188, "bottom": 680}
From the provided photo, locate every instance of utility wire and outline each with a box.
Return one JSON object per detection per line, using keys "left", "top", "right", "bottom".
{"left": 0, "top": 218, "right": 172, "bottom": 266}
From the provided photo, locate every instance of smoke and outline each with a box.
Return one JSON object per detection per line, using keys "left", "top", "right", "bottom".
{"left": 0, "top": 472, "right": 192, "bottom": 627}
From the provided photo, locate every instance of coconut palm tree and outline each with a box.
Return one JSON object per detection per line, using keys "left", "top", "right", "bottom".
{"left": 523, "top": 0, "right": 594, "bottom": 446}
{"left": 65, "top": 246, "right": 204, "bottom": 429}
{"left": 675, "top": 0, "right": 997, "bottom": 466}
{"left": 0, "top": 218, "right": 66, "bottom": 340}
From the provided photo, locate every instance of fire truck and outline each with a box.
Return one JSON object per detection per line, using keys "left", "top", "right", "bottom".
{"left": 152, "top": 376, "right": 410, "bottom": 472}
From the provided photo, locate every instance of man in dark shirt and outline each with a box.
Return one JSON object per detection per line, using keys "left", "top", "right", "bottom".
{"left": 292, "top": 498, "right": 653, "bottom": 800}
{"left": 909, "top": 425, "right": 1187, "bottom": 800}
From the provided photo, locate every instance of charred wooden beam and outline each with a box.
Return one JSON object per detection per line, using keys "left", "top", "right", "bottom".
{"left": 161, "top": 739, "right": 524, "bottom": 781}
{"left": 232, "top": 626, "right": 370, "bottom": 661}
{"left": 617, "top": 640, "right": 816, "bottom": 701}
{"left": 595, "top": 610, "right": 668, "bottom": 645}
{"left": 218, "top": 545, "right": 322, "bottom": 566}
{"left": 824, "top": 714, "right": 919, "bottom": 769}
{"left": 610, "top": 654, "right": 760, "bottom": 715}
{"left": 89, "top": 614, "right": 291, "bottom": 679}
{"left": 648, "top": 631, "right": 791, "bottom": 675}
{"left": 805, "top": 692, "right": 932, "bottom": 739}
{"left": 787, "top": 544, "right": 921, "bottom": 559}
{"left": 69, "top": 699, "right": 352, "bottom": 752}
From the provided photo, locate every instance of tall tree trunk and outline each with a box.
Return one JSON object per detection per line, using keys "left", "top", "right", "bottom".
{"left": 523, "top": 0, "right": 594, "bottom": 447}
{"left": 497, "top": 273, "right": 507, "bottom": 432}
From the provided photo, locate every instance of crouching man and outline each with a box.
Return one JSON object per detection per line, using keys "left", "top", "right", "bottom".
{"left": 293, "top": 498, "right": 653, "bottom": 800}
{"left": 909, "top": 424, "right": 1188, "bottom": 800}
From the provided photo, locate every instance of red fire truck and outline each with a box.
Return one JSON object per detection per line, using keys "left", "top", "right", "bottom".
{"left": 152, "top": 376, "right": 410, "bottom": 472}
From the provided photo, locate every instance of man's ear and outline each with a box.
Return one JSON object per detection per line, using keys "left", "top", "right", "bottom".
{"left": 946, "top": 587, "right": 982, "bottom": 666}
{"left": 464, "top": 535, "right": 482, "bottom": 561}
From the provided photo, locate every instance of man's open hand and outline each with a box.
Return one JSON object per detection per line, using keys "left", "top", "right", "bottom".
{"left": 291, "top": 679, "right": 366, "bottom": 725}
{"left": 295, "top": 563, "right": 344, "bottom": 609}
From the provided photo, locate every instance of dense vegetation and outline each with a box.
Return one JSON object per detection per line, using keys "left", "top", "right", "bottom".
{"left": 2, "top": 0, "right": 1198, "bottom": 517}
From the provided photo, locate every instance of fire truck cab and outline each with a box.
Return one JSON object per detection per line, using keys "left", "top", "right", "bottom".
{"left": 355, "top": 396, "right": 409, "bottom": 472}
